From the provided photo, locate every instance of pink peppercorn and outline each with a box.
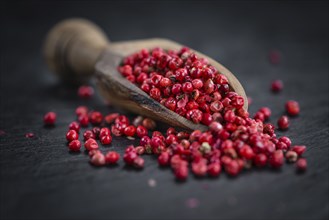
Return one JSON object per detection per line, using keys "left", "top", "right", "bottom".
{"left": 66, "top": 130, "right": 78, "bottom": 142}
{"left": 89, "top": 111, "right": 103, "bottom": 125}
{"left": 207, "top": 163, "right": 221, "bottom": 177}
{"left": 174, "top": 165, "right": 188, "bottom": 181}
{"left": 78, "top": 114, "right": 89, "bottom": 127}
{"left": 291, "top": 145, "right": 306, "bottom": 156}
{"left": 124, "top": 151, "right": 138, "bottom": 165}
{"left": 78, "top": 85, "right": 94, "bottom": 99}
{"left": 271, "top": 80, "right": 283, "bottom": 92}
{"left": 254, "top": 153, "right": 267, "bottom": 167}
{"left": 90, "top": 152, "right": 106, "bottom": 166}
{"left": 285, "top": 100, "right": 300, "bottom": 116}
{"left": 296, "top": 158, "right": 307, "bottom": 172}
{"left": 100, "top": 135, "right": 112, "bottom": 145}
{"left": 278, "top": 115, "right": 289, "bottom": 130}
{"left": 105, "top": 151, "right": 120, "bottom": 164}
{"left": 69, "top": 121, "right": 80, "bottom": 132}
{"left": 44, "top": 112, "right": 56, "bottom": 125}
{"left": 269, "top": 150, "right": 284, "bottom": 169}
{"left": 225, "top": 160, "right": 240, "bottom": 176}
{"left": 158, "top": 152, "right": 170, "bottom": 166}
{"left": 133, "top": 157, "right": 145, "bottom": 169}
{"left": 124, "top": 125, "right": 136, "bottom": 137}
{"left": 84, "top": 138, "right": 99, "bottom": 151}
{"left": 75, "top": 106, "right": 88, "bottom": 116}
{"left": 83, "top": 130, "right": 95, "bottom": 141}
{"left": 68, "top": 140, "right": 81, "bottom": 152}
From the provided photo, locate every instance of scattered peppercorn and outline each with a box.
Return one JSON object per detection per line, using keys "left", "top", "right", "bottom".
{"left": 78, "top": 85, "right": 94, "bottom": 99}
{"left": 55, "top": 46, "right": 308, "bottom": 181}
{"left": 44, "top": 112, "right": 56, "bottom": 125}
{"left": 285, "top": 100, "right": 300, "bottom": 116}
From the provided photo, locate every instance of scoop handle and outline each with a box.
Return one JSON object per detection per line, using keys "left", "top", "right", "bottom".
{"left": 43, "top": 18, "right": 109, "bottom": 84}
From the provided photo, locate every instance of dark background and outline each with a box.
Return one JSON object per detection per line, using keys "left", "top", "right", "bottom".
{"left": 1, "top": 1, "right": 328, "bottom": 219}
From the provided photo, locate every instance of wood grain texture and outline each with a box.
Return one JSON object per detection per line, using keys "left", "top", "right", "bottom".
{"left": 0, "top": 1, "right": 328, "bottom": 220}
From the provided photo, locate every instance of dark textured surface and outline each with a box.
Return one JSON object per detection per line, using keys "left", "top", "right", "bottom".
{"left": 0, "top": 1, "right": 328, "bottom": 220}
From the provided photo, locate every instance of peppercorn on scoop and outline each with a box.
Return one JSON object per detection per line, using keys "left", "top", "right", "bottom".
{"left": 44, "top": 18, "right": 247, "bottom": 131}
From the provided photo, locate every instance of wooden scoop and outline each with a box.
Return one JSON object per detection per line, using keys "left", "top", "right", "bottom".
{"left": 44, "top": 18, "right": 247, "bottom": 131}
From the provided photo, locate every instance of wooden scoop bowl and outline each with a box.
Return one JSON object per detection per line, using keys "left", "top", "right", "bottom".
{"left": 44, "top": 18, "right": 247, "bottom": 131}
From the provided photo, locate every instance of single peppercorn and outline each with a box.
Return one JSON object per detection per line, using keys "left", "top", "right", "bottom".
{"left": 66, "top": 130, "right": 78, "bottom": 142}
{"left": 278, "top": 115, "right": 289, "bottom": 130}
{"left": 90, "top": 152, "right": 106, "bottom": 166}
{"left": 78, "top": 85, "right": 94, "bottom": 99}
{"left": 105, "top": 151, "right": 120, "bottom": 164}
{"left": 271, "top": 80, "right": 283, "bottom": 92}
{"left": 69, "top": 121, "right": 80, "bottom": 132}
{"left": 85, "top": 138, "right": 99, "bottom": 151}
{"left": 285, "top": 100, "right": 300, "bottom": 116}
{"left": 100, "top": 135, "right": 112, "bottom": 145}
{"left": 296, "top": 158, "right": 307, "bottom": 172}
{"left": 68, "top": 140, "right": 81, "bottom": 152}
{"left": 44, "top": 112, "right": 56, "bottom": 125}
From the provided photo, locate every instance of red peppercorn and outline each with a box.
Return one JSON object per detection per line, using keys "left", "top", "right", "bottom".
{"left": 135, "top": 125, "right": 147, "bottom": 138}
{"left": 68, "top": 140, "right": 81, "bottom": 151}
{"left": 44, "top": 112, "right": 56, "bottom": 125}
{"left": 142, "top": 118, "right": 156, "bottom": 130}
{"left": 175, "top": 68, "right": 188, "bottom": 82}
{"left": 75, "top": 106, "right": 88, "bottom": 116}
{"left": 269, "top": 150, "right": 284, "bottom": 169}
{"left": 149, "top": 88, "right": 161, "bottom": 101}
{"left": 66, "top": 130, "right": 78, "bottom": 142}
{"left": 99, "top": 127, "right": 111, "bottom": 138}
{"left": 133, "top": 157, "right": 145, "bottom": 169}
{"left": 159, "top": 77, "right": 172, "bottom": 87}
{"left": 85, "top": 138, "right": 99, "bottom": 151}
{"left": 254, "top": 153, "right": 267, "bottom": 167}
{"left": 259, "top": 107, "right": 271, "bottom": 120}
{"left": 69, "top": 121, "right": 80, "bottom": 132}
{"left": 90, "top": 152, "right": 106, "bottom": 166}
{"left": 78, "top": 85, "right": 94, "bottom": 99}
{"left": 105, "top": 151, "right": 120, "bottom": 164}
{"left": 104, "top": 113, "right": 119, "bottom": 124}
{"left": 277, "top": 115, "right": 289, "bottom": 130}
{"left": 279, "top": 136, "right": 291, "bottom": 148}
{"left": 100, "top": 135, "right": 112, "bottom": 145}
{"left": 165, "top": 97, "right": 177, "bottom": 111}
{"left": 225, "top": 160, "right": 240, "bottom": 176}
{"left": 207, "top": 162, "right": 221, "bottom": 177}
{"left": 174, "top": 165, "right": 188, "bottom": 181}
{"left": 285, "top": 100, "right": 300, "bottom": 116}
{"left": 124, "top": 151, "right": 138, "bottom": 165}
{"left": 271, "top": 80, "right": 283, "bottom": 92}
{"left": 88, "top": 149, "right": 101, "bottom": 158}
{"left": 231, "top": 96, "right": 244, "bottom": 109}
{"left": 124, "top": 125, "right": 136, "bottom": 137}
{"left": 239, "top": 145, "right": 255, "bottom": 160}
{"left": 291, "top": 145, "right": 306, "bottom": 156}
{"left": 89, "top": 111, "right": 103, "bottom": 125}
{"left": 201, "top": 113, "right": 213, "bottom": 126}
{"left": 83, "top": 130, "right": 95, "bottom": 141}
{"left": 186, "top": 109, "right": 203, "bottom": 124}
{"left": 169, "top": 58, "right": 183, "bottom": 70}
{"left": 78, "top": 114, "right": 89, "bottom": 127}
{"left": 296, "top": 158, "right": 307, "bottom": 172}
{"left": 158, "top": 152, "right": 170, "bottom": 166}
{"left": 182, "top": 82, "right": 193, "bottom": 93}
{"left": 192, "top": 161, "right": 207, "bottom": 177}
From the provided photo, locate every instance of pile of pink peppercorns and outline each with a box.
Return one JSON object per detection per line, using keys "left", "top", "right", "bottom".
{"left": 43, "top": 47, "right": 307, "bottom": 181}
